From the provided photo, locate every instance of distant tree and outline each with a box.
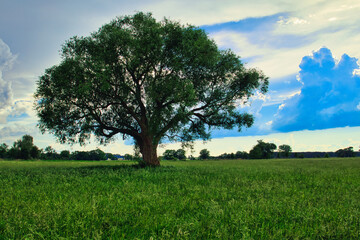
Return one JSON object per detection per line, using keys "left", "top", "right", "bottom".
{"left": 163, "top": 150, "right": 177, "bottom": 160}
{"left": 161, "top": 148, "right": 186, "bottom": 161}
{"left": 335, "top": 147, "right": 355, "bottom": 158}
{"left": 249, "top": 140, "right": 276, "bottom": 159}
{"left": 235, "top": 151, "right": 249, "bottom": 159}
{"left": 44, "top": 146, "right": 58, "bottom": 159}
{"left": 30, "top": 145, "right": 41, "bottom": 159}
{"left": 71, "top": 151, "right": 89, "bottom": 160}
{"left": 88, "top": 149, "right": 107, "bottom": 160}
{"left": 106, "top": 153, "right": 118, "bottom": 160}
{"left": 60, "top": 150, "right": 71, "bottom": 160}
{"left": 278, "top": 144, "right": 292, "bottom": 158}
{"left": 0, "top": 143, "right": 8, "bottom": 158}
{"left": 249, "top": 145, "right": 263, "bottom": 159}
{"left": 7, "top": 147, "right": 19, "bottom": 159}
{"left": 34, "top": 12, "right": 268, "bottom": 166}
{"left": 175, "top": 149, "right": 186, "bottom": 160}
{"left": 199, "top": 149, "right": 210, "bottom": 159}
{"left": 218, "top": 152, "right": 237, "bottom": 159}
{"left": 8, "top": 135, "right": 39, "bottom": 159}
{"left": 124, "top": 154, "right": 134, "bottom": 160}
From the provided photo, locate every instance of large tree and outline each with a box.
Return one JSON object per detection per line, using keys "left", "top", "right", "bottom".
{"left": 35, "top": 12, "right": 268, "bottom": 166}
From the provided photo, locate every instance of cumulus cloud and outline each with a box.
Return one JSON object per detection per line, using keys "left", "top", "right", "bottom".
{"left": 272, "top": 47, "right": 360, "bottom": 132}
{"left": 0, "top": 123, "right": 39, "bottom": 144}
{"left": 0, "top": 39, "right": 35, "bottom": 129}
{"left": 0, "top": 39, "right": 16, "bottom": 111}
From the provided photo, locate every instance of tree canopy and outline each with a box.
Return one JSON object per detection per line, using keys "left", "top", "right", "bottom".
{"left": 35, "top": 12, "right": 268, "bottom": 166}
{"left": 335, "top": 147, "right": 355, "bottom": 158}
{"left": 249, "top": 140, "right": 277, "bottom": 159}
{"left": 278, "top": 144, "right": 292, "bottom": 158}
{"left": 199, "top": 149, "right": 210, "bottom": 159}
{"left": 7, "top": 135, "right": 40, "bottom": 160}
{"left": 163, "top": 149, "right": 186, "bottom": 160}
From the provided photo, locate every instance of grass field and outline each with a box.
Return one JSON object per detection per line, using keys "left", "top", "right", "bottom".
{"left": 0, "top": 158, "right": 360, "bottom": 239}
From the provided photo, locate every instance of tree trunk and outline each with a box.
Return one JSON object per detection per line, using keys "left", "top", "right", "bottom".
{"left": 139, "top": 136, "right": 160, "bottom": 167}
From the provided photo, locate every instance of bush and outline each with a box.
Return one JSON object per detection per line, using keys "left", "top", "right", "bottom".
{"left": 0, "top": 143, "right": 8, "bottom": 158}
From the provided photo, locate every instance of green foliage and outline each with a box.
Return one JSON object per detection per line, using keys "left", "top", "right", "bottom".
{"left": 163, "top": 149, "right": 177, "bottom": 160}
{"left": 7, "top": 135, "right": 40, "bottom": 159}
{"left": 89, "top": 149, "right": 107, "bottom": 161}
{"left": 0, "top": 143, "right": 8, "bottom": 158}
{"left": 249, "top": 140, "right": 277, "bottom": 159}
{"left": 0, "top": 159, "right": 360, "bottom": 239}
{"left": 43, "top": 146, "right": 58, "bottom": 160}
{"left": 298, "top": 153, "right": 305, "bottom": 158}
{"left": 216, "top": 151, "right": 249, "bottom": 159}
{"left": 199, "top": 149, "right": 210, "bottom": 159}
{"left": 1, "top": 136, "right": 122, "bottom": 161}
{"left": 218, "top": 152, "right": 235, "bottom": 159}
{"left": 175, "top": 149, "right": 186, "bottom": 160}
{"left": 163, "top": 149, "right": 186, "bottom": 160}
{"left": 34, "top": 12, "right": 268, "bottom": 166}
{"left": 124, "top": 154, "right": 134, "bottom": 160}
{"left": 335, "top": 147, "right": 355, "bottom": 157}
{"left": 106, "top": 153, "right": 118, "bottom": 160}
{"left": 60, "top": 150, "right": 70, "bottom": 160}
{"left": 235, "top": 150, "right": 249, "bottom": 159}
{"left": 70, "top": 149, "right": 107, "bottom": 161}
{"left": 278, "top": 144, "right": 292, "bottom": 158}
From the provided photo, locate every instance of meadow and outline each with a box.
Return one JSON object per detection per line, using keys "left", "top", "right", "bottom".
{"left": 0, "top": 158, "right": 359, "bottom": 239}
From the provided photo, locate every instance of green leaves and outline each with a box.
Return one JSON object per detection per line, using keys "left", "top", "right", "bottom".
{"left": 35, "top": 12, "right": 268, "bottom": 164}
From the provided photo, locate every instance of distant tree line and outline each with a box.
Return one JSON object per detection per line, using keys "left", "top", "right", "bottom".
{"left": 0, "top": 135, "right": 119, "bottom": 161}
{"left": 1, "top": 135, "right": 357, "bottom": 161}
{"left": 160, "top": 140, "right": 359, "bottom": 160}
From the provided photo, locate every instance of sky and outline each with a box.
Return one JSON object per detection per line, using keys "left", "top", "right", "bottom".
{"left": 0, "top": 0, "right": 360, "bottom": 156}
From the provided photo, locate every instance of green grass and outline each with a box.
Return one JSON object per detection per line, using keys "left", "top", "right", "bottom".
{"left": 1, "top": 158, "right": 360, "bottom": 239}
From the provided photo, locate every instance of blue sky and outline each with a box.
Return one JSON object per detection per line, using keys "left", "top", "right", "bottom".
{"left": 1, "top": 0, "right": 360, "bottom": 155}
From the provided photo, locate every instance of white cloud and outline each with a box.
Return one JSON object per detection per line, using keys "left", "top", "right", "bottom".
{"left": 357, "top": 102, "right": 360, "bottom": 110}
{"left": 277, "top": 17, "right": 309, "bottom": 25}
{"left": 0, "top": 124, "right": 38, "bottom": 144}
{"left": 0, "top": 39, "right": 16, "bottom": 113}
{"left": 9, "top": 100, "right": 34, "bottom": 117}
{"left": 0, "top": 39, "right": 16, "bottom": 71}
{"left": 0, "top": 39, "right": 39, "bottom": 141}
{"left": 204, "top": 1, "right": 360, "bottom": 81}
{"left": 209, "top": 30, "right": 308, "bottom": 78}
{"left": 148, "top": 0, "right": 284, "bottom": 25}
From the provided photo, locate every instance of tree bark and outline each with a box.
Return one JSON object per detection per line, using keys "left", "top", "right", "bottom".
{"left": 139, "top": 136, "right": 160, "bottom": 167}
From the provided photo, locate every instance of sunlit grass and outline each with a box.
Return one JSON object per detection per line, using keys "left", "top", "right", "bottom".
{"left": 1, "top": 158, "right": 360, "bottom": 239}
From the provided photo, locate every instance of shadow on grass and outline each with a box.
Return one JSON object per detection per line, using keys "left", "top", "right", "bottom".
{"left": 76, "top": 163, "right": 176, "bottom": 174}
